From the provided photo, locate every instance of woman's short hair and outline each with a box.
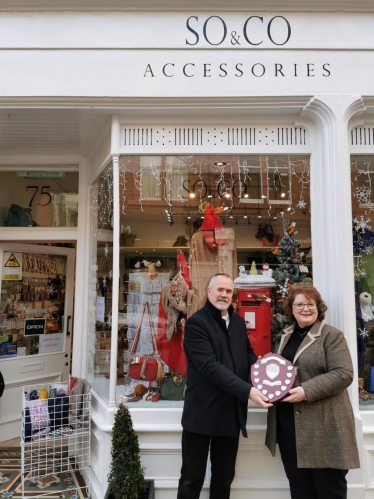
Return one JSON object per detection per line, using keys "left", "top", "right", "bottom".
{"left": 283, "top": 284, "right": 328, "bottom": 321}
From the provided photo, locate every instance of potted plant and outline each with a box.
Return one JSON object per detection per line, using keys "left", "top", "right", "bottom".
{"left": 105, "top": 404, "right": 155, "bottom": 499}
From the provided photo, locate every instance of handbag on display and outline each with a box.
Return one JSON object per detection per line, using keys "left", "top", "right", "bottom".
{"left": 160, "top": 373, "right": 186, "bottom": 401}
{"left": 256, "top": 223, "right": 280, "bottom": 247}
{"left": 128, "top": 302, "right": 165, "bottom": 382}
{"left": 5, "top": 204, "right": 39, "bottom": 227}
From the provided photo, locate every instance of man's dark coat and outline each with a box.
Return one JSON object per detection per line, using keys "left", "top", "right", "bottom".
{"left": 181, "top": 298, "right": 257, "bottom": 438}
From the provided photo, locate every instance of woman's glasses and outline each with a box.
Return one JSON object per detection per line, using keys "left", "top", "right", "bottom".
{"left": 293, "top": 303, "right": 317, "bottom": 311}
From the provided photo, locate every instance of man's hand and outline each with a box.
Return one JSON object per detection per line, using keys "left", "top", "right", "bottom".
{"left": 281, "top": 387, "right": 306, "bottom": 403}
{"left": 249, "top": 387, "right": 273, "bottom": 408}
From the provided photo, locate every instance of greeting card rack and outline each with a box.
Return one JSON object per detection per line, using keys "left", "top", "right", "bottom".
{"left": 21, "top": 382, "right": 91, "bottom": 499}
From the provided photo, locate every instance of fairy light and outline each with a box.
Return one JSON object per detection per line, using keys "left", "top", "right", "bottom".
{"left": 91, "top": 164, "right": 114, "bottom": 236}
{"left": 119, "top": 159, "right": 129, "bottom": 216}
{"left": 175, "top": 155, "right": 193, "bottom": 203}
{"left": 132, "top": 166, "right": 144, "bottom": 211}
{"left": 92, "top": 155, "right": 311, "bottom": 242}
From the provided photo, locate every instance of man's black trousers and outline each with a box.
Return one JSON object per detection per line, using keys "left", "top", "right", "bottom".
{"left": 177, "top": 429, "right": 240, "bottom": 499}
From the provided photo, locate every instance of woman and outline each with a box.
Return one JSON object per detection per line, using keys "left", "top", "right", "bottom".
{"left": 266, "top": 284, "right": 360, "bottom": 499}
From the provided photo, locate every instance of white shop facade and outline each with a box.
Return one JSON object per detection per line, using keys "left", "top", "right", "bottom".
{"left": 0, "top": 2, "right": 374, "bottom": 498}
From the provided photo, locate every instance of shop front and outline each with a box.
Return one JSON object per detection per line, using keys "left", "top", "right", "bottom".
{"left": 1, "top": 3, "right": 374, "bottom": 498}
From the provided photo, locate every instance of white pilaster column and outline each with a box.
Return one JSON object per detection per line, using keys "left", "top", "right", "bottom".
{"left": 302, "top": 96, "right": 366, "bottom": 494}
{"left": 108, "top": 155, "right": 120, "bottom": 413}
{"left": 107, "top": 116, "right": 121, "bottom": 415}
{"left": 72, "top": 157, "right": 89, "bottom": 378}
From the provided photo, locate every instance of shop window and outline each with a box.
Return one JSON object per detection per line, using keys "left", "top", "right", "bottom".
{"left": 239, "top": 156, "right": 308, "bottom": 210}
{"left": 0, "top": 170, "right": 79, "bottom": 228}
{"left": 239, "top": 156, "right": 264, "bottom": 203}
{"left": 105, "top": 155, "right": 312, "bottom": 407}
{"left": 266, "top": 156, "right": 292, "bottom": 204}
{"left": 87, "top": 164, "right": 114, "bottom": 402}
{"left": 351, "top": 155, "right": 374, "bottom": 408}
{"left": 140, "top": 157, "right": 162, "bottom": 200}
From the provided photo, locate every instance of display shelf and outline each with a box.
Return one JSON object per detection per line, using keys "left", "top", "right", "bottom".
{"left": 120, "top": 246, "right": 190, "bottom": 254}
{"left": 22, "top": 428, "right": 90, "bottom": 446}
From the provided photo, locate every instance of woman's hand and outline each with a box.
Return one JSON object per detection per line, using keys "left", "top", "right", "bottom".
{"left": 281, "top": 386, "right": 306, "bottom": 403}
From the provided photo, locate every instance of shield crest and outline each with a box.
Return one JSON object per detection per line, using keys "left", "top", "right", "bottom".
{"left": 266, "top": 363, "right": 280, "bottom": 380}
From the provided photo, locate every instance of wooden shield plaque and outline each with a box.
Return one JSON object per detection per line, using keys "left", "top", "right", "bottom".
{"left": 250, "top": 353, "right": 297, "bottom": 402}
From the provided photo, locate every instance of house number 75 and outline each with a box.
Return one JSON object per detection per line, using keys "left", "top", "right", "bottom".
{"left": 26, "top": 186, "right": 52, "bottom": 207}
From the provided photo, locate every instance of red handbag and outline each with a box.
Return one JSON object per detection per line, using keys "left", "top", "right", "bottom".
{"left": 129, "top": 302, "right": 164, "bottom": 382}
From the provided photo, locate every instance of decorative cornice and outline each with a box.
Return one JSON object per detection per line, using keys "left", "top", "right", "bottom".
{"left": 302, "top": 95, "right": 366, "bottom": 125}
{"left": 0, "top": 96, "right": 312, "bottom": 110}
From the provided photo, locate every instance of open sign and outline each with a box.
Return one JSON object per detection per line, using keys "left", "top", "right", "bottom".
{"left": 24, "top": 318, "right": 46, "bottom": 336}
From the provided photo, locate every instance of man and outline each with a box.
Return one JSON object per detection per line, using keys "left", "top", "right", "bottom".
{"left": 177, "top": 273, "right": 272, "bottom": 499}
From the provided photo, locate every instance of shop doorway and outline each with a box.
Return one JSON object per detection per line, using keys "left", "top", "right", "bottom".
{"left": 0, "top": 243, "right": 75, "bottom": 442}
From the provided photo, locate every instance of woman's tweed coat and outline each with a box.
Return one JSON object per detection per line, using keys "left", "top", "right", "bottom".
{"left": 265, "top": 320, "right": 360, "bottom": 470}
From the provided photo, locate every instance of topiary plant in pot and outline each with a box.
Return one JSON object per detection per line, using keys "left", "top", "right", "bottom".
{"left": 105, "top": 403, "right": 155, "bottom": 499}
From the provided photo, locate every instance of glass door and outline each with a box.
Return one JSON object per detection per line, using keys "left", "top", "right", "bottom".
{"left": 0, "top": 243, "right": 75, "bottom": 442}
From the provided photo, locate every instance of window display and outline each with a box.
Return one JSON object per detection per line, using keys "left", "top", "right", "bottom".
{"left": 86, "top": 156, "right": 312, "bottom": 406}
{"left": 87, "top": 164, "right": 114, "bottom": 402}
{"left": 0, "top": 252, "right": 66, "bottom": 358}
{"left": 351, "top": 155, "right": 374, "bottom": 407}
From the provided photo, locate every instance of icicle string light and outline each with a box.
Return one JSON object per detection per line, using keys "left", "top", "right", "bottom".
{"left": 92, "top": 156, "right": 311, "bottom": 227}
{"left": 90, "top": 164, "right": 114, "bottom": 236}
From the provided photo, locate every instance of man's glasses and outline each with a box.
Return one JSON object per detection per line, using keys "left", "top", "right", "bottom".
{"left": 293, "top": 303, "right": 317, "bottom": 311}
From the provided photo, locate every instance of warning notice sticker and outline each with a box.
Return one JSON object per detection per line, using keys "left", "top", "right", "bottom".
{"left": 4, "top": 253, "right": 20, "bottom": 267}
{"left": 2, "top": 252, "right": 22, "bottom": 280}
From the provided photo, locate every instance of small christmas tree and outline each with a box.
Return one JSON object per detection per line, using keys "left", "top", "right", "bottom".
{"left": 271, "top": 215, "right": 309, "bottom": 344}
{"left": 249, "top": 261, "right": 257, "bottom": 275}
{"left": 107, "top": 404, "right": 147, "bottom": 499}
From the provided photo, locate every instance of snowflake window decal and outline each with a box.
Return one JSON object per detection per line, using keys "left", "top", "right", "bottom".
{"left": 354, "top": 216, "right": 372, "bottom": 233}
{"left": 296, "top": 198, "right": 307, "bottom": 209}
{"left": 107, "top": 312, "right": 112, "bottom": 328}
{"left": 354, "top": 185, "right": 371, "bottom": 204}
{"left": 358, "top": 328, "right": 369, "bottom": 339}
{"left": 363, "top": 246, "right": 374, "bottom": 255}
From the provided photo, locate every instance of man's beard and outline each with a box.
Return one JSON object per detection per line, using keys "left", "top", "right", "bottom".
{"left": 215, "top": 299, "right": 229, "bottom": 311}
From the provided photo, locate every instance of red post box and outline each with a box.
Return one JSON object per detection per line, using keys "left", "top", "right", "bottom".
{"left": 234, "top": 275, "right": 276, "bottom": 358}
